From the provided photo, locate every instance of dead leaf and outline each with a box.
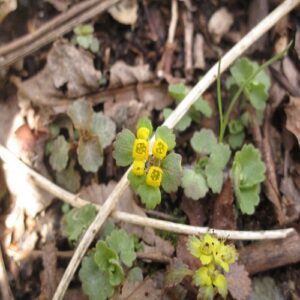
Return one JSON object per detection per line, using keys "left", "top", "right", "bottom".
{"left": 16, "top": 39, "right": 101, "bottom": 108}
{"left": 250, "top": 276, "right": 283, "bottom": 300}
{"left": 180, "top": 196, "right": 206, "bottom": 226}
{"left": 208, "top": 7, "right": 234, "bottom": 44}
{"left": 109, "top": 61, "right": 154, "bottom": 88}
{"left": 212, "top": 177, "right": 236, "bottom": 230}
{"left": 176, "top": 236, "right": 200, "bottom": 271}
{"left": 285, "top": 97, "right": 300, "bottom": 146}
{"left": 0, "top": 0, "right": 17, "bottom": 23}
{"left": 108, "top": 0, "right": 138, "bottom": 25}
{"left": 46, "top": 0, "right": 73, "bottom": 11}
{"left": 226, "top": 263, "right": 252, "bottom": 300}
{"left": 113, "top": 276, "right": 162, "bottom": 300}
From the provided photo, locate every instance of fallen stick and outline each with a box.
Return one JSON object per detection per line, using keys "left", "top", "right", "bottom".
{"left": 239, "top": 231, "right": 300, "bottom": 274}
{"left": 0, "top": 144, "right": 295, "bottom": 241}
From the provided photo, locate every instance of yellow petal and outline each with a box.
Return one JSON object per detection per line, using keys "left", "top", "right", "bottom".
{"left": 146, "top": 166, "right": 163, "bottom": 188}
{"left": 153, "top": 138, "right": 168, "bottom": 160}
{"left": 194, "top": 267, "right": 212, "bottom": 287}
{"left": 187, "top": 236, "right": 202, "bottom": 258}
{"left": 213, "top": 274, "right": 228, "bottom": 298}
{"left": 132, "top": 139, "right": 149, "bottom": 161}
{"left": 137, "top": 127, "right": 150, "bottom": 140}
{"left": 132, "top": 160, "right": 145, "bottom": 176}
{"left": 200, "top": 254, "right": 213, "bottom": 265}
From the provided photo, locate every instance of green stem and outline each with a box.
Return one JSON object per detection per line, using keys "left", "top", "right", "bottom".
{"left": 217, "top": 60, "right": 224, "bottom": 143}
{"left": 219, "top": 42, "right": 292, "bottom": 142}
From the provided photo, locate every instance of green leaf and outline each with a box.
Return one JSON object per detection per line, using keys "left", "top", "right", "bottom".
{"left": 94, "top": 241, "right": 124, "bottom": 286}
{"left": 168, "top": 83, "right": 188, "bottom": 103}
{"left": 165, "top": 259, "right": 193, "bottom": 287}
{"left": 181, "top": 168, "right": 208, "bottom": 200}
{"left": 49, "top": 135, "right": 70, "bottom": 172}
{"left": 62, "top": 204, "right": 97, "bottom": 243}
{"left": 74, "top": 24, "right": 94, "bottom": 35}
{"left": 77, "top": 137, "right": 103, "bottom": 172}
{"left": 228, "top": 132, "right": 245, "bottom": 150}
{"left": 161, "top": 153, "right": 182, "bottom": 193}
{"left": 113, "top": 129, "right": 135, "bottom": 167}
{"left": 245, "top": 82, "right": 268, "bottom": 110}
{"left": 235, "top": 184, "right": 260, "bottom": 215}
{"left": 55, "top": 160, "right": 81, "bottom": 193}
{"left": 163, "top": 108, "right": 192, "bottom": 132}
{"left": 233, "top": 144, "right": 265, "bottom": 188}
{"left": 230, "top": 58, "right": 254, "bottom": 86}
{"left": 191, "top": 129, "right": 217, "bottom": 154}
{"left": 106, "top": 229, "right": 136, "bottom": 267}
{"left": 67, "top": 99, "right": 93, "bottom": 130}
{"left": 77, "top": 35, "right": 93, "bottom": 49}
{"left": 209, "top": 143, "right": 231, "bottom": 170}
{"left": 92, "top": 112, "right": 116, "bottom": 148}
{"left": 79, "top": 255, "right": 114, "bottom": 300}
{"left": 94, "top": 240, "right": 119, "bottom": 271}
{"left": 229, "top": 119, "right": 244, "bottom": 134}
{"left": 90, "top": 37, "right": 100, "bottom": 53}
{"left": 136, "top": 116, "right": 153, "bottom": 136}
{"left": 193, "top": 97, "right": 212, "bottom": 117}
{"left": 137, "top": 183, "right": 161, "bottom": 209}
{"left": 155, "top": 126, "right": 176, "bottom": 150}
{"left": 128, "top": 267, "right": 143, "bottom": 282}
{"left": 127, "top": 172, "right": 145, "bottom": 189}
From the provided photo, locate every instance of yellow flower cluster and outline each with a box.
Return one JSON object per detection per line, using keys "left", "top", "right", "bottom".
{"left": 131, "top": 127, "right": 168, "bottom": 188}
{"left": 188, "top": 234, "right": 237, "bottom": 300}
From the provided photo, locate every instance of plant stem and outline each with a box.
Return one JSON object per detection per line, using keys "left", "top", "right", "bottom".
{"left": 219, "top": 42, "right": 292, "bottom": 142}
{"left": 217, "top": 60, "right": 224, "bottom": 143}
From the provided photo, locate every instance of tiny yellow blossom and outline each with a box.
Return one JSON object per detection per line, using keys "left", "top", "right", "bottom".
{"left": 213, "top": 273, "right": 228, "bottom": 298}
{"left": 153, "top": 138, "right": 168, "bottom": 160}
{"left": 137, "top": 127, "right": 150, "bottom": 140}
{"left": 194, "top": 265, "right": 214, "bottom": 287}
{"left": 132, "top": 139, "right": 149, "bottom": 161}
{"left": 132, "top": 160, "right": 145, "bottom": 176}
{"left": 146, "top": 166, "right": 163, "bottom": 188}
{"left": 214, "top": 242, "right": 237, "bottom": 272}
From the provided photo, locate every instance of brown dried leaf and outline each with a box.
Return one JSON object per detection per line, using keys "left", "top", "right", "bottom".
{"left": 113, "top": 277, "right": 162, "bottom": 300}
{"left": 212, "top": 177, "right": 236, "bottom": 230}
{"left": 46, "top": 0, "right": 73, "bottom": 12}
{"left": 108, "top": 0, "right": 138, "bottom": 25}
{"left": 0, "top": 0, "right": 17, "bottom": 23}
{"left": 285, "top": 97, "right": 300, "bottom": 146}
{"left": 226, "top": 263, "right": 252, "bottom": 300}
{"left": 208, "top": 7, "right": 233, "bottom": 44}
{"left": 180, "top": 196, "right": 206, "bottom": 226}
{"left": 109, "top": 61, "right": 154, "bottom": 88}
{"left": 16, "top": 39, "right": 101, "bottom": 106}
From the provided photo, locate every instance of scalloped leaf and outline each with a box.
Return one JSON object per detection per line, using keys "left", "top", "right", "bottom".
{"left": 128, "top": 267, "right": 143, "bottom": 282}
{"left": 161, "top": 152, "right": 182, "bottom": 193}
{"left": 128, "top": 172, "right": 146, "bottom": 189}
{"left": 235, "top": 184, "right": 260, "bottom": 215}
{"left": 77, "top": 137, "right": 103, "bottom": 172}
{"left": 113, "top": 129, "right": 135, "bottom": 167}
{"left": 193, "top": 97, "right": 212, "bottom": 117}
{"left": 136, "top": 116, "right": 153, "bottom": 136}
{"left": 163, "top": 108, "right": 192, "bottom": 132}
{"left": 209, "top": 143, "right": 231, "bottom": 170}
{"left": 155, "top": 126, "right": 176, "bottom": 150}
{"left": 49, "top": 135, "right": 70, "bottom": 172}
{"left": 168, "top": 83, "right": 188, "bottom": 103}
{"left": 137, "top": 183, "right": 161, "bottom": 209}
{"left": 62, "top": 204, "right": 97, "bottom": 243}
{"left": 191, "top": 129, "right": 217, "bottom": 155}
{"left": 79, "top": 255, "right": 114, "bottom": 300}
{"left": 67, "top": 99, "right": 93, "bottom": 130}
{"left": 228, "top": 132, "right": 245, "bottom": 150}
{"left": 106, "top": 229, "right": 136, "bottom": 267}
{"left": 92, "top": 112, "right": 116, "bottom": 148}
{"left": 246, "top": 82, "right": 268, "bottom": 110}
{"left": 233, "top": 144, "right": 265, "bottom": 188}
{"left": 165, "top": 259, "right": 193, "bottom": 287}
{"left": 181, "top": 168, "right": 208, "bottom": 200}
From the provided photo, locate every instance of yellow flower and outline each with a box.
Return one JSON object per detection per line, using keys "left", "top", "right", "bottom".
{"left": 137, "top": 127, "right": 150, "bottom": 140}
{"left": 146, "top": 166, "right": 163, "bottom": 188}
{"left": 213, "top": 273, "right": 228, "bottom": 298}
{"left": 132, "top": 160, "right": 145, "bottom": 176}
{"left": 193, "top": 265, "right": 214, "bottom": 287}
{"left": 188, "top": 234, "right": 219, "bottom": 265}
{"left": 153, "top": 138, "right": 168, "bottom": 160}
{"left": 132, "top": 139, "right": 149, "bottom": 161}
{"left": 214, "top": 242, "right": 237, "bottom": 272}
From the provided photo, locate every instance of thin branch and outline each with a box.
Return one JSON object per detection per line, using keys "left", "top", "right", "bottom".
{"left": 0, "top": 144, "right": 295, "bottom": 241}
{"left": 168, "top": 0, "right": 178, "bottom": 44}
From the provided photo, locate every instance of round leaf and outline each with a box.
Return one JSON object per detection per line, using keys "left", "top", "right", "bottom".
{"left": 113, "top": 129, "right": 135, "bottom": 167}
{"left": 67, "top": 99, "right": 93, "bottom": 130}
{"left": 137, "top": 183, "right": 161, "bottom": 209}
{"left": 182, "top": 168, "right": 208, "bottom": 200}
{"left": 191, "top": 129, "right": 217, "bottom": 154}
{"left": 49, "top": 135, "right": 70, "bottom": 172}
{"left": 155, "top": 126, "right": 176, "bottom": 150}
{"left": 77, "top": 137, "right": 103, "bottom": 172}
{"left": 163, "top": 108, "right": 192, "bottom": 132}
{"left": 92, "top": 112, "right": 116, "bottom": 148}
{"left": 136, "top": 116, "right": 153, "bottom": 136}
{"left": 161, "top": 152, "right": 182, "bottom": 193}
